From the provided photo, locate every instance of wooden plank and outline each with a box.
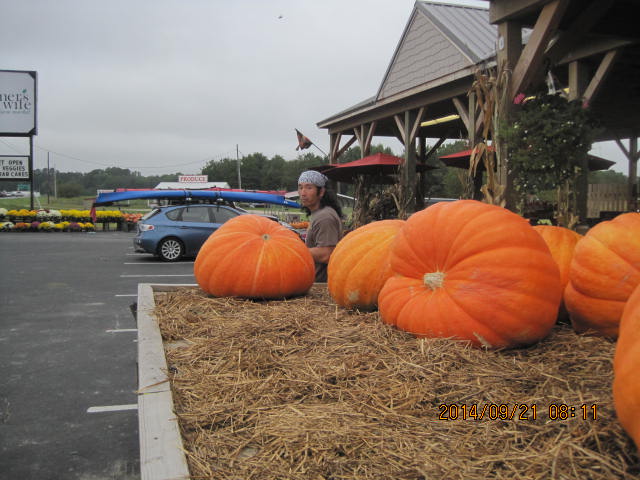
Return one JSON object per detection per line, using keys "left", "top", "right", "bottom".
{"left": 490, "top": 0, "right": 552, "bottom": 24}
{"left": 137, "top": 283, "right": 191, "bottom": 480}
{"left": 409, "top": 107, "right": 426, "bottom": 145}
{"left": 583, "top": 50, "right": 620, "bottom": 108}
{"left": 559, "top": 38, "right": 632, "bottom": 65}
{"left": 452, "top": 97, "right": 470, "bottom": 131}
{"left": 364, "top": 121, "right": 377, "bottom": 156}
{"left": 335, "top": 135, "right": 356, "bottom": 159}
{"left": 546, "top": 0, "right": 614, "bottom": 64}
{"left": 510, "top": 0, "right": 570, "bottom": 97}
{"left": 394, "top": 114, "right": 406, "bottom": 145}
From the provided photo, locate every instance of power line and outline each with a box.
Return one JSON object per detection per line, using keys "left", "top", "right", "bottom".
{"left": 0, "top": 137, "right": 237, "bottom": 170}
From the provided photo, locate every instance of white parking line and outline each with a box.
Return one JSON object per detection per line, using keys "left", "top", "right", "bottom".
{"left": 120, "top": 274, "right": 194, "bottom": 278}
{"left": 87, "top": 404, "right": 138, "bottom": 413}
{"left": 106, "top": 329, "right": 138, "bottom": 333}
{"left": 125, "top": 253, "right": 147, "bottom": 256}
{"left": 115, "top": 294, "right": 138, "bottom": 297}
{"left": 123, "top": 262, "right": 194, "bottom": 265}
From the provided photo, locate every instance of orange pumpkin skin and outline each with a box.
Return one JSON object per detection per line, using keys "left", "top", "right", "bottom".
{"left": 194, "top": 214, "right": 315, "bottom": 299}
{"left": 378, "top": 200, "right": 562, "bottom": 349}
{"left": 564, "top": 212, "right": 640, "bottom": 337}
{"left": 328, "top": 219, "right": 404, "bottom": 310}
{"left": 613, "top": 283, "right": 640, "bottom": 453}
{"left": 532, "top": 225, "right": 582, "bottom": 290}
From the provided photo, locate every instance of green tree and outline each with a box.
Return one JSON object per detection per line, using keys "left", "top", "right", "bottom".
{"left": 57, "top": 182, "right": 86, "bottom": 198}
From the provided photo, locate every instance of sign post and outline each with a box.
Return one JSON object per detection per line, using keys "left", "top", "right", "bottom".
{"left": 0, "top": 70, "right": 37, "bottom": 209}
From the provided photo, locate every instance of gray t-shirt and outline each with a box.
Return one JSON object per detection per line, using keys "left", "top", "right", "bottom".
{"left": 305, "top": 206, "right": 342, "bottom": 282}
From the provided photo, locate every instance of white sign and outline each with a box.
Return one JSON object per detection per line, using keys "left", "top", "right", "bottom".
{"left": 178, "top": 175, "right": 208, "bottom": 183}
{"left": 0, "top": 156, "right": 29, "bottom": 179}
{"left": 0, "top": 70, "right": 37, "bottom": 136}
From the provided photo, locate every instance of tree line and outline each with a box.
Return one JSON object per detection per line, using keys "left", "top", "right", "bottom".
{"left": 0, "top": 142, "right": 628, "bottom": 199}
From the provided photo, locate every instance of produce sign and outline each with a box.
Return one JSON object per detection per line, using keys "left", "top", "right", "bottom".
{"left": 0, "top": 156, "right": 29, "bottom": 179}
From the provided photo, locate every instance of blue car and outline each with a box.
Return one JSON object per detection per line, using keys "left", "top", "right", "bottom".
{"left": 133, "top": 203, "right": 294, "bottom": 261}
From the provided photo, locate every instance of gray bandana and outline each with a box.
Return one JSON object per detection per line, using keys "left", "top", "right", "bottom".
{"left": 298, "top": 170, "right": 328, "bottom": 187}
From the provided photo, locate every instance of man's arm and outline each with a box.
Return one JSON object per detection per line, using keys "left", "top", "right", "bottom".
{"left": 309, "top": 245, "right": 334, "bottom": 264}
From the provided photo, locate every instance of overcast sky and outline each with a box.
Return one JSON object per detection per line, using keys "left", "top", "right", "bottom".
{"left": 0, "top": 0, "right": 631, "bottom": 176}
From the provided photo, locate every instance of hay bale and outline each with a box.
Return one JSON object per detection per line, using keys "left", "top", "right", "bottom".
{"left": 154, "top": 285, "right": 639, "bottom": 479}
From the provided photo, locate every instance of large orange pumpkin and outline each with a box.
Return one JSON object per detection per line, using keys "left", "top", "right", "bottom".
{"left": 564, "top": 212, "right": 640, "bottom": 337}
{"left": 328, "top": 219, "right": 404, "bottom": 310}
{"left": 613, "top": 283, "right": 640, "bottom": 453}
{"left": 194, "top": 214, "right": 315, "bottom": 299}
{"left": 532, "top": 225, "right": 582, "bottom": 289}
{"left": 378, "top": 200, "right": 562, "bottom": 349}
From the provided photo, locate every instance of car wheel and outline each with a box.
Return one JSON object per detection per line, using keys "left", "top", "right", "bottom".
{"left": 158, "top": 238, "right": 184, "bottom": 262}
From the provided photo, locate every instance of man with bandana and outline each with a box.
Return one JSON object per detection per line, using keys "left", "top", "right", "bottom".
{"left": 297, "top": 170, "right": 343, "bottom": 282}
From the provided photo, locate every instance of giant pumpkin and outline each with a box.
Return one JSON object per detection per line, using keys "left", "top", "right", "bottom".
{"left": 533, "top": 225, "right": 582, "bottom": 316}
{"left": 613, "top": 283, "right": 640, "bottom": 453}
{"left": 194, "top": 214, "right": 315, "bottom": 299}
{"left": 532, "top": 225, "right": 582, "bottom": 290}
{"left": 378, "top": 200, "right": 562, "bottom": 349}
{"left": 564, "top": 212, "right": 640, "bottom": 337}
{"left": 328, "top": 219, "right": 404, "bottom": 310}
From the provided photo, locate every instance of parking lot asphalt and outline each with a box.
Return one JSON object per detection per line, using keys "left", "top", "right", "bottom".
{"left": 0, "top": 231, "right": 197, "bottom": 480}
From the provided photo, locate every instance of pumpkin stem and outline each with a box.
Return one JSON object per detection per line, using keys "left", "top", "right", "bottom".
{"left": 423, "top": 271, "right": 445, "bottom": 290}
{"left": 262, "top": 234, "right": 270, "bottom": 241}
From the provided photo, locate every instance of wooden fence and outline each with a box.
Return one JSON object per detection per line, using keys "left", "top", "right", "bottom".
{"left": 587, "top": 183, "right": 628, "bottom": 218}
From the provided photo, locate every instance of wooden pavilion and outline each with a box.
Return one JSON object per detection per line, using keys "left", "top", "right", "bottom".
{"left": 316, "top": 0, "right": 640, "bottom": 218}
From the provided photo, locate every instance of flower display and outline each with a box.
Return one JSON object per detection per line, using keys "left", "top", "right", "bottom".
{"left": 38, "top": 221, "right": 56, "bottom": 231}
{"left": 123, "top": 213, "right": 142, "bottom": 223}
{"left": 0, "top": 207, "right": 132, "bottom": 232}
{"left": 36, "top": 209, "right": 62, "bottom": 221}
{"left": 14, "top": 222, "right": 31, "bottom": 231}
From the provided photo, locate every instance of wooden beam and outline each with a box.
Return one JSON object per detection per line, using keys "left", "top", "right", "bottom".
{"left": 467, "top": 92, "right": 476, "bottom": 146}
{"left": 615, "top": 136, "right": 640, "bottom": 163}
{"left": 510, "top": 0, "right": 570, "bottom": 98}
{"left": 394, "top": 114, "right": 406, "bottom": 145}
{"left": 559, "top": 37, "right": 633, "bottom": 65}
{"left": 330, "top": 133, "right": 342, "bottom": 162}
{"left": 490, "top": 0, "right": 552, "bottom": 24}
{"left": 363, "top": 121, "right": 377, "bottom": 156}
{"left": 335, "top": 135, "right": 357, "bottom": 160}
{"left": 426, "top": 137, "right": 446, "bottom": 161}
{"left": 568, "top": 60, "right": 589, "bottom": 101}
{"left": 409, "top": 107, "right": 426, "bottom": 145}
{"left": 402, "top": 109, "right": 418, "bottom": 215}
{"left": 353, "top": 127, "right": 363, "bottom": 149}
{"left": 452, "top": 97, "right": 470, "bottom": 132}
{"left": 546, "top": 0, "right": 614, "bottom": 64}
{"left": 582, "top": 49, "right": 620, "bottom": 108}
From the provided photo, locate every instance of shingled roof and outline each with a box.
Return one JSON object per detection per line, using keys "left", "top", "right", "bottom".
{"left": 376, "top": 1, "right": 496, "bottom": 101}
{"left": 318, "top": 1, "right": 497, "bottom": 127}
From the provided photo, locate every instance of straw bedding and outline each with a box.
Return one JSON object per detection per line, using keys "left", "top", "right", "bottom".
{"left": 153, "top": 285, "right": 639, "bottom": 480}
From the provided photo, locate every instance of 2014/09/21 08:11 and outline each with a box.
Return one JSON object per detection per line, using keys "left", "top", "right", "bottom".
{"left": 438, "top": 403, "right": 598, "bottom": 421}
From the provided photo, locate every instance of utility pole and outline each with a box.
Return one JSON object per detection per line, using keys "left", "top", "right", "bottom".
{"left": 236, "top": 144, "right": 242, "bottom": 189}
{"left": 47, "top": 151, "right": 50, "bottom": 204}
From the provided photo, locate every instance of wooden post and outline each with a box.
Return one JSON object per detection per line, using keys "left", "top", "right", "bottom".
{"left": 416, "top": 136, "right": 426, "bottom": 210}
{"left": 402, "top": 110, "right": 417, "bottom": 215}
{"left": 568, "top": 60, "right": 590, "bottom": 221}
{"left": 617, "top": 135, "right": 640, "bottom": 213}
{"left": 496, "top": 20, "right": 522, "bottom": 210}
{"left": 630, "top": 136, "right": 638, "bottom": 212}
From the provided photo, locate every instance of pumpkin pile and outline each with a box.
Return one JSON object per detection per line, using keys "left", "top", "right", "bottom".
{"left": 330, "top": 200, "right": 563, "bottom": 349}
